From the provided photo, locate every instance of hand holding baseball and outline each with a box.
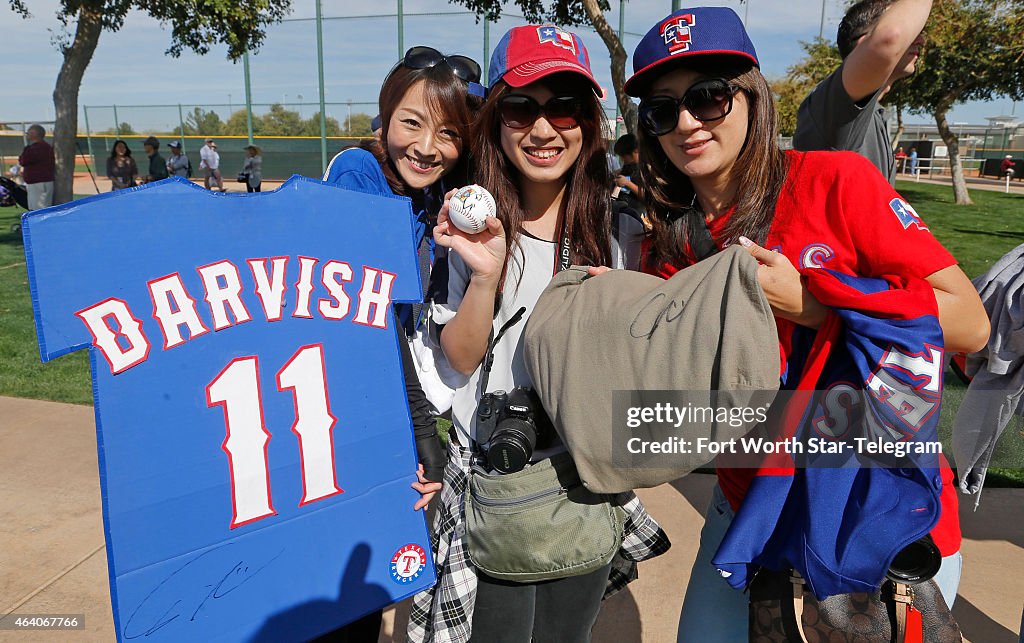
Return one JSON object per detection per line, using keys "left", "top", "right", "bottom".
{"left": 435, "top": 187, "right": 506, "bottom": 284}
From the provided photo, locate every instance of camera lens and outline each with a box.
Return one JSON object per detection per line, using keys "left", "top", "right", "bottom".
{"left": 486, "top": 418, "right": 537, "bottom": 474}
{"left": 886, "top": 535, "right": 941, "bottom": 584}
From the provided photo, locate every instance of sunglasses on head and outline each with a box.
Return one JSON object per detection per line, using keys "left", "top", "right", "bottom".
{"left": 639, "top": 78, "right": 739, "bottom": 137}
{"left": 497, "top": 94, "right": 583, "bottom": 130}
{"left": 403, "top": 46, "right": 482, "bottom": 84}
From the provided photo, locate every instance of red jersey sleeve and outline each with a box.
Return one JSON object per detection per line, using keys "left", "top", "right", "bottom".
{"left": 832, "top": 152, "right": 956, "bottom": 279}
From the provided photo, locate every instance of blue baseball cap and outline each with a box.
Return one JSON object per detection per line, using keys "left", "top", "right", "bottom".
{"left": 487, "top": 25, "right": 602, "bottom": 95}
{"left": 624, "top": 7, "right": 759, "bottom": 97}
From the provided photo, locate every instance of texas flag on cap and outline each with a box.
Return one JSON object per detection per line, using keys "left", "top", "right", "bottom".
{"left": 625, "top": 7, "right": 759, "bottom": 97}
{"left": 488, "top": 24, "right": 602, "bottom": 95}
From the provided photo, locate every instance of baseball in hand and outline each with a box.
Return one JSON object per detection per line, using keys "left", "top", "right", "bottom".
{"left": 447, "top": 185, "right": 497, "bottom": 234}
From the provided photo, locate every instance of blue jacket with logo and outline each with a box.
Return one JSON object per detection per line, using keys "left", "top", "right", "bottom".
{"left": 712, "top": 269, "right": 945, "bottom": 599}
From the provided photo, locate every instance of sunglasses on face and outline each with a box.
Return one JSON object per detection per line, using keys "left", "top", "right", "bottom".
{"left": 403, "top": 46, "right": 481, "bottom": 84}
{"left": 639, "top": 78, "right": 740, "bottom": 137}
{"left": 497, "top": 94, "right": 583, "bottom": 130}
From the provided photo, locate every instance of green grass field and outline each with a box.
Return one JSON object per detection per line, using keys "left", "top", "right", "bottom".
{"left": 2, "top": 180, "right": 1021, "bottom": 481}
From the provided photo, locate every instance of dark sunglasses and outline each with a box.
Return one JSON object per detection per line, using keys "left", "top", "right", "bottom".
{"left": 639, "top": 78, "right": 739, "bottom": 136}
{"left": 497, "top": 95, "right": 583, "bottom": 130}
{"left": 403, "top": 46, "right": 482, "bottom": 86}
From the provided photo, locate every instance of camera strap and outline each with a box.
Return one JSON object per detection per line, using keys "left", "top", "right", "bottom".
{"left": 477, "top": 306, "right": 527, "bottom": 397}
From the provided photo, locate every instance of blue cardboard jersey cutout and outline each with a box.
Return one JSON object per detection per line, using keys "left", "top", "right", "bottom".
{"left": 24, "top": 176, "right": 436, "bottom": 642}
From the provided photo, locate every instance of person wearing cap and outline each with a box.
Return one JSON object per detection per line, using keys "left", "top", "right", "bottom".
{"left": 141, "top": 136, "right": 168, "bottom": 184}
{"left": 371, "top": 113, "right": 383, "bottom": 140}
{"left": 199, "top": 138, "right": 224, "bottom": 191}
{"left": 1001, "top": 154, "right": 1016, "bottom": 178}
{"left": 624, "top": 6, "right": 986, "bottom": 640}
{"left": 240, "top": 145, "right": 262, "bottom": 192}
{"left": 166, "top": 141, "right": 191, "bottom": 178}
{"left": 408, "top": 24, "right": 665, "bottom": 643}
{"left": 793, "top": 0, "right": 932, "bottom": 185}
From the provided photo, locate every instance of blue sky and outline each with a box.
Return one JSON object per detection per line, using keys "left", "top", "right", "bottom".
{"left": 1, "top": 0, "right": 1019, "bottom": 132}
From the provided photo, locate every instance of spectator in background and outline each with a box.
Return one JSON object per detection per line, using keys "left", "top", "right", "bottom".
{"left": 910, "top": 146, "right": 919, "bottom": 175}
{"left": 141, "top": 136, "right": 169, "bottom": 183}
{"left": 106, "top": 140, "right": 138, "bottom": 191}
{"left": 895, "top": 145, "right": 908, "bottom": 173}
{"left": 793, "top": 0, "right": 932, "bottom": 185}
{"left": 166, "top": 141, "right": 191, "bottom": 178}
{"left": 18, "top": 124, "right": 55, "bottom": 210}
{"left": 241, "top": 145, "right": 263, "bottom": 193}
{"left": 199, "top": 138, "right": 225, "bottom": 192}
{"left": 371, "top": 114, "right": 383, "bottom": 140}
{"left": 1001, "top": 155, "right": 1016, "bottom": 178}
{"left": 612, "top": 133, "right": 645, "bottom": 214}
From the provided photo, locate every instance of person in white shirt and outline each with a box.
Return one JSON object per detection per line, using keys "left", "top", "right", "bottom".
{"left": 199, "top": 138, "right": 224, "bottom": 191}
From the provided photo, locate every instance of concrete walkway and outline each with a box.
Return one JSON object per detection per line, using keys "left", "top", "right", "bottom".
{"left": 1, "top": 395, "right": 1021, "bottom": 642}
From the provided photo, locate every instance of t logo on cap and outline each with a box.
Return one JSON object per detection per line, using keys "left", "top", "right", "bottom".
{"left": 538, "top": 26, "right": 577, "bottom": 54}
{"left": 661, "top": 14, "right": 696, "bottom": 54}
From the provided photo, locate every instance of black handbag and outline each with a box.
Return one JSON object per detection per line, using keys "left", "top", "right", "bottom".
{"left": 236, "top": 172, "right": 249, "bottom": 184}
{"left": 748, "top": 568, "right": 962, "bottom": 642}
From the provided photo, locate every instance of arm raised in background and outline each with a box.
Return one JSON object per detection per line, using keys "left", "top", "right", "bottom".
{"left": 842, "top": 0, "right": 932, "bottom": 101}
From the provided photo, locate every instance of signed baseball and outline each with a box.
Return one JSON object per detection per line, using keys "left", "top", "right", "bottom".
{"left": 448, "top": 184, "right": 497, "bottom": 234}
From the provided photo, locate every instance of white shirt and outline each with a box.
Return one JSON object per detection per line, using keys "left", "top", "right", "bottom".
{"left": 199, "top": 144, "right": 219, "bottom": 170}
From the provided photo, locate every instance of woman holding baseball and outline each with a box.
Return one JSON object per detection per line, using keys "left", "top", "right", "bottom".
{"left": 408, "top": 25, "right": 666, "bottom": 643}
{"left": 320, "top": 45, "right": 482, "bottom": 641}
{"left": 620, "top": 7, "right": 988, "bottom": 641}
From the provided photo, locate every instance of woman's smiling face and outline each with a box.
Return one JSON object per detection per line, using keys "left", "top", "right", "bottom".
{"left": 499, "top": 83, "right": 583, "bottom": 188}
{"left": 387, "top": 80, "right": 462, "bottom": 190}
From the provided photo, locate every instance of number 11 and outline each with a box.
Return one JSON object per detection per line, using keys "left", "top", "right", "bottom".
{"left": 206, "top": 344, "right": 343, "bottom": 529}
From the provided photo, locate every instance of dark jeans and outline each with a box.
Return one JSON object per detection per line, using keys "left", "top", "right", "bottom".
{"left": 468, "top": 562, "right": 612, "bottom": 643}
{"left": 247, "top": 183, "right": 261, "bottom": 193}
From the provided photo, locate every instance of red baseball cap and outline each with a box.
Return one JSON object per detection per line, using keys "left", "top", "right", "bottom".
{"left": 488, "top": 25, "right": 602, "bottom": 95}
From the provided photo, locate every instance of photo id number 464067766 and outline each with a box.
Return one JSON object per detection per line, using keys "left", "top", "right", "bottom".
{"left": 0, "top": 614, "right": 85, "bottom": 630}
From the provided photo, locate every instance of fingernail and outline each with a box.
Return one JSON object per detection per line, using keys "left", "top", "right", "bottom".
{"left": 738, "top": 236, "right": 752, "bottom": 247}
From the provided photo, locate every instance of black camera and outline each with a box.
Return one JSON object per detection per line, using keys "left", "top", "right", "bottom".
{"left": 475, "top": 387, "right": 553, "bottom": 474}
{"left": 886, "top": 535, "right": 941, "bottom": 584}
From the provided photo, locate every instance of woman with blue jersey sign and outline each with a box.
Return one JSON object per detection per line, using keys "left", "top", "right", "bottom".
{"left": 320, "top": 45, "right": 483, "bottom": 641}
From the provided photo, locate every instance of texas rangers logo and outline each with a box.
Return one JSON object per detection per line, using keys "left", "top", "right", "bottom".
{"left": 660, "top": 14, "right": 697, "bottom": 54}
{"left": 889, "top": 197, "right": 928, "bottom": 231}
{"left": 538, "top": 26, "right": 576, "bottom": 54}
{"left": 390, "top": 543, "right": 427, "bottom": 584}
{"left": 800, "top": 243, "right": 835, "bottom": 269}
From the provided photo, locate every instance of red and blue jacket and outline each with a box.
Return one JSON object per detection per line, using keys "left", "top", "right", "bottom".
{"left": 712, "top": 268, "right": 945, "bottom": 599}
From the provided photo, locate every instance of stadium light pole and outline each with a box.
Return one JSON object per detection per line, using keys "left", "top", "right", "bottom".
{"left": 398, "top": 0, "right": 405, "bottom": 60}
{"left": 819, "top": 0, "right": 826, "bottom": 39}
{"left": 178, "top": 103, "right": 187, "bottom": 148}
{"left": 744, "top": 0, "right": 749, "bottom": 25}
{"left": 243, "top": 51, "right": 254, "bottom": 145}
{"left": 672, "top": 0, "right": 680, "bottom": 11}
{"left": 614, "top": 0, "right": 625, "bottom": 139}
{"left": 83, "top": 106, "right": 96, "bottom": 171}
{"left": 483, "top": 18, "right": 490, "bottom": 87}
{"left": 316, "top": 0, "right": 328, "bottom": 173}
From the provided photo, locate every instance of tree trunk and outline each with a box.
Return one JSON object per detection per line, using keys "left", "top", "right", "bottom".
{"left": 933, "top": 103, "right": 972, "bottom": 205}
{"left": 579, "top": 0, "right": 637, "bottom": 136}
{"left": 891, "top": 104, "right": 904, "bottom": 151}
{"left": 52, "top": 7, "right": 104, "bottom": 205}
